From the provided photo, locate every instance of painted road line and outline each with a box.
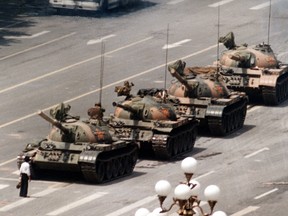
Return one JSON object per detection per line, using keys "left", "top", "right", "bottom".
{"left": 0, "top": 188, "right": 58, "bottom": 212}
{"left": 4, "top": 30, "right": 50, "bottom": 39}
{"left": 87, "top": 34, "right": 116, "bottom": 45}
{"left": 194, "top": 171, "right": 215, "bottom": 181}
{"left": 250, "top": 2, "right": 270, "bottom": 10}
{"left": 0, "top": 42, "right": 218, "bottom": 130}
{"left": 0, "top": 32, "right": 76, "bottom": 61}
{"left": 208, "top": 0, "right": 234, "bottom": 7}
{"left": 231, "top": 206, "right": 259, "bottom": 216}
{"left": 0, "top": 184, "right": 9, "bottom": 190}
{"left": 254, "top": 188, "right": 278, "bottom": 200}
{"left": 244, "top": 147, "right": 269, "bottom": 159}
{"left": 0, "top": 21, "right": 24, "bottom": 30}
{"left": 0, "top": 158, "right": 16, "bottom": 167}
{"left": 104, "top": 195, "right": 156, "bottom": 216}
{"left": 162, "top": 39, "right": 191, "bottom": 49}
{"left": 46, "top": 192, "right": 108, "bottom": 216}
{"left": 0, "top": 36, "right": 152, "bottom": 95}
{"left": 167, "top": 0, "right": 185, "bottom": 5}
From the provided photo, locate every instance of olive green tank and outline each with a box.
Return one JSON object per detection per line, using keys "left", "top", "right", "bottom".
{"left": 218, "top": 32, "right": 288, "bottom": 105}
{"left": 166, "top": 60, "right": 248, "bottom": 136}
{"left": 110, "top": 83, "right": 198, "bottom": 160}
{"left": 17, "top": 103, "right": 138, "bottom": 183}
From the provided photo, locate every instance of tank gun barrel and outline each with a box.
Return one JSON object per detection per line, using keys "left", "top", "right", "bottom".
{"left": 38, "top": 111, "right": 70, "bottom": 134}
{"left": 112, "top": 102, "right": 138, "bottom": 114}
{"left": 169, "top": 67, "right": 194, "bottom": 92}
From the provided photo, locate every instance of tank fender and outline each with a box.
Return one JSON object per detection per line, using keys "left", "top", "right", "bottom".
{"left": 259, "top": 74, "right": 278, "bottom": 87}
{"left": 79, "top": 150, "right": 102, "bottom": 164}
{"left": 206, "top": 105, "right": 225, "bottom": 118}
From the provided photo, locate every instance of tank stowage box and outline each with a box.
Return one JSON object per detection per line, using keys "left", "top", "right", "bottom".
{"left": 17, "top": 103, "right": 138, "bottom": 183}
{"left": 218, "top": 32, "right": 288, "bottom": 105}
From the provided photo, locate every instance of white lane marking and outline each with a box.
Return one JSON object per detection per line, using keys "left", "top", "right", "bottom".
{"left": 46, "top": 192, "right": 108, "bottom": 216}
{"left": 0, "top": 32, "right": 76, "bottom": 61}
{"left": 231, "top": 206, "right": 260, "bottom": 216}
{"left": 162, "top": 39, "right": 191, "bottom": 49}
{"left": 254, "top": 188, "right": 278, "bottom": 200}
{"left": 0, "top": 36, "right": 152, "bottom": 95}
{"left": 0, "top": 188, "right": 58, "bottom": 212}
{"left": 104, "top": 195, "right": 156, "bottom": 216}
{"left": 167, "top": 0, "right": 185, "bottom": 5}
{"left": 250, "top": 2, "right": 270, "bottom": 10}
{"left": 208, "top": 0, "right": 234, "bottom": 7}
{"left": 0, "top": 21, "right": 24, "bottom": 30}
{"left": 87, "top": 34, "right": 116, "bottom": 45}
{"left": 4, "top": 30, "right": 50, "bottom": 39}
{"left": 194, "top": 171, "right": 215, "bottom": 181}
{"left": 0, "top": 42, "right": 218, "bottom": 130}
{"left": 0, "top": 158, "right": 16, "bottom": 167}
{"left": 0, "top": 184, "right": 9, "bottom": 190}
{"left": 244, "top": 147, "right": 269, "bottom": 158}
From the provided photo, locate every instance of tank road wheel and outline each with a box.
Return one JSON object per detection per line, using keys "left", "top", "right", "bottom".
{"left": 95, "top": 161, "right": 105, "bottom": 183}
{"left": 112, "top": 159, "right": 120, "bottom": 178}
{"left": 118, "top": 157, "right": 126, "bottom": 176}
{"left": 188, "top": 128, "right": 197, "bottom": 151}
{"left": 99, "top": 0, "right": 108, "bottom": 12}
{"left": 120, "top": 0, "right": 129, "bottom": 7}
{"left": 124, "top": 156, "right": 133, "bottom": 174}
{"left": 105, "top": 161, "right": 113, "bottom": 180}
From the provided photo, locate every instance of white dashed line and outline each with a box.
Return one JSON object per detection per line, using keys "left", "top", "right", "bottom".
{"left": 244, "top": 147, "right": 269, "bottom": 158}
{"left": 254, "top": 188, "right": 278, "bottom": 200}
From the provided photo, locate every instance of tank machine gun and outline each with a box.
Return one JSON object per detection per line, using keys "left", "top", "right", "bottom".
{"left": 217, "top": 32, "right": 288, "bottom": 105}
{"left": 17, "top": 103, "right": 138, "bottom": 183}
{"left": 166, "top": 60, "right": 248, "bottom": 136}
{"left": 110, "top": 83, "right": 198, "bottom": 160}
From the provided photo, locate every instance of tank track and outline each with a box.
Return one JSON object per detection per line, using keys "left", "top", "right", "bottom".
{"left": 151, "top": 123, "right": 198, "bottom": 160}
{"left": 80, "top": 145, "right": 138, "bottom": 183}
{"left": 262, "top": 72, "right": 288, "bottom": 105}
{"left": 207, "top": 98, "right": 248, "bottom": 136}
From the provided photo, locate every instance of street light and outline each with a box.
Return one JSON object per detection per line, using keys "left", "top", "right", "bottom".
{"left": 135, "top": 157, "right": 227, "bottom": 216}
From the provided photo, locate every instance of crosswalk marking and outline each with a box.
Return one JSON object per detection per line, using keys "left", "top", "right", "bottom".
{"left": 46, "top": 192, "right": 108, "bottom": 216}
{"left": 0, "top": 188, "right": 58, "bottom": 212}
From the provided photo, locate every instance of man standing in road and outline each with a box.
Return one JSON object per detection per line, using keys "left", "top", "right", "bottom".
{"left": 19, "top": 156, "right": 31, "bottom": 197}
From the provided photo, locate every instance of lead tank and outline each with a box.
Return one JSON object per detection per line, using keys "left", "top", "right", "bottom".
{"left": 167, "top": 60, "right": 248, "bottom": 136}
{"left": 110, "top": 84, "right": 198, "bottom": 160}
{"left": 218, "top": 32, "right": 288, "bottom": 105}
{"left": 17, "top": 103, "right": 138, "bottom": 183}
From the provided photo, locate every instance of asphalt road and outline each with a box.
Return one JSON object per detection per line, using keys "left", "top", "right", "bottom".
{"left": 0, "top": 0, "right": 288, "bottom": 215}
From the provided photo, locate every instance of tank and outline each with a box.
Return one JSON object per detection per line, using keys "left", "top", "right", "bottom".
{"left": 17, "top": 103, "right": 138, "bottom": 183}
{"left": 167, "top": 60, "right": 248, "bottom": 136}
{"left": 218, "top": 32, "right": 288, "bottom": 105}
{"left": 110, "top": 83, "right": 198, "bottom": 160}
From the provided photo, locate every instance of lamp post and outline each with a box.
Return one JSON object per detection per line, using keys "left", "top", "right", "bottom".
{"left": 135, "top": 157, "right": 227, "bottom": 216}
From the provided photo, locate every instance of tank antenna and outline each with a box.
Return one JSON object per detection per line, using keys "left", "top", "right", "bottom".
{"left": 164, "top": 24, "right": 169, "bottom": 89}
{"left": 216, "top": 2, "right": 221, "bottom": 78}
{"left": 99, "top": 40, "right": 105, "bottom": 105}
{"left": 267, "top": 0, "right": 272, "bottom": 45}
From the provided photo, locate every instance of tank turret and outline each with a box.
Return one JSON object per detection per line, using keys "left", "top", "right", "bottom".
{"left": 17, "top": 103, "right": 138, "bottom": 183}
{"left": 110, "top": 82, "right": 198, "bottom": 160}
{"left": 168, "top": 60, "right": 230, "bottom": 98}
{"left": 112, "top": 97, "right": 177, "bottom": 121}
{"left": 217, "top": 32, "right": 288, "bottom": 105}
{"left": 165, "top": 60, "right": 248, "bottom": 136}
